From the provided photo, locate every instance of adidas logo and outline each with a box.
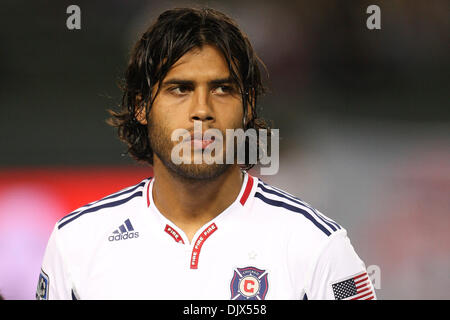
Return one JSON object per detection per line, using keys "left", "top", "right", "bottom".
{"left": 108, "top": 218, "right": 139, "bottom": 242}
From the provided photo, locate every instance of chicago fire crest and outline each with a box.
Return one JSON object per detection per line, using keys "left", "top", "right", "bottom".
{"left": 230, "top": 266, "right": 269, "bottom": 300}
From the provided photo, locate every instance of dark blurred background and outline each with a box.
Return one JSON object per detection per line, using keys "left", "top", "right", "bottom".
{"left": 0, "top": 0, "right": 449, "bottom": 299}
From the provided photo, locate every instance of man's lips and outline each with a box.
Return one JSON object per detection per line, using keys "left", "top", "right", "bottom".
{"left": 192, "top": 139, "right": 214, "bottom": 149}
{"left": 183, "top": 132, "right": 216, "bottom": 150}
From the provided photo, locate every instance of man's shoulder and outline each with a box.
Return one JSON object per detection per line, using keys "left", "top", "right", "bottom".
{"left": 251, "top": 178, "right": 344, "bottom": 239}
{"left": 55, "top": 177, "right": 151, "bottom": 232}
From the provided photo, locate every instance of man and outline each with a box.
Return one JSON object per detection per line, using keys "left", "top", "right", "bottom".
{"left": 37, "top": 7, "right": 376, "bottom": 300}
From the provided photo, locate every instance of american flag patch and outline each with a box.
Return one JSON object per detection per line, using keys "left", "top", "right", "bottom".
{"left": 331, "top": 271, "right": 375, "bottom": 300}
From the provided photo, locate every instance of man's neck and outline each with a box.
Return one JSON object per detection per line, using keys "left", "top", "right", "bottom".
{"left": 151, "top": 158, "right": 244, "bottom": 242}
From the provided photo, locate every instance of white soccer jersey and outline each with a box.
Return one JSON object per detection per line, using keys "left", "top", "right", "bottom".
{"left": 36, "top": 171, "right": 376, "bottom": 300}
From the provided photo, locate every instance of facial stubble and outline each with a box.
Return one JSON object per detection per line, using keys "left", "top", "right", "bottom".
{"left": 147, "top": 118, "right": 232, "bottom": 181}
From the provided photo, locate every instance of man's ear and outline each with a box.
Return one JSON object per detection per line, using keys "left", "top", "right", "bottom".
{"left": 135, "top": 95, "right": 148, "bottom": 125}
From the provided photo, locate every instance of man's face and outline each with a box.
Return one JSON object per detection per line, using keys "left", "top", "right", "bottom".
{"left": 144, "top": 45, "right": 244, "bottom": 180}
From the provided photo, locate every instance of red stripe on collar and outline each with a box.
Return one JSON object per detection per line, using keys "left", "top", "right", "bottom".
{"left": 147, "top": 181, "right": 151, "bottom": 207}
{"left": 190, "top": 222, "right": 217, "bottom": 269}
{"left": 164, "top": 224, "right": 185, "bottom": 244}
{"left": 239, "top": 174, "right": 254, "bottom": 206}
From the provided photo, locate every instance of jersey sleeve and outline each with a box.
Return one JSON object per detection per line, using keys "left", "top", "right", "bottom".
{"left": 36, "top": 224, "right": 73, "bottom": 300}
{"left": 305, "top": 230, "right": 377, "bottom": 300}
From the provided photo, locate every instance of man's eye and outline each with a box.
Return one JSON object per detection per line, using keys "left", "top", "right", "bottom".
{"left": 213, "top": 85, "right": 234, "bottom": 95}
{"left": 170, "top": 86, "right": 191, "bottom": 95}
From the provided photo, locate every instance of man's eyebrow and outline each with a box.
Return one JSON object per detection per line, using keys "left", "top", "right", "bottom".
{"left": 161, "top": 79, "right": 194, "bottom": 87}
{"left": 161, "top": 77, "right": 235, "bottom": 87}
{"left": 208, "top": 77, "right": 235, "bottom": 85}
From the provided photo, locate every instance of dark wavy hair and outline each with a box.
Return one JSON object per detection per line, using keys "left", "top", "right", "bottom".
{"left": 108, "top": 7, "right": 270, "bottom": 170}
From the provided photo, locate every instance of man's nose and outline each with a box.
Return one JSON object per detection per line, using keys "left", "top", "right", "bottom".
{"left": 189, "top": 88, "right": 215, "bottom": 123}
